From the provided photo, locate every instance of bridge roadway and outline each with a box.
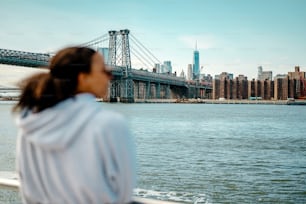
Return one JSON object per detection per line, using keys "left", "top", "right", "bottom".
{"left": 112, "top": 66, "right": 187, "bottom": 87}
{"left": 0, "top": 48, "right": 49, "bottom": 67}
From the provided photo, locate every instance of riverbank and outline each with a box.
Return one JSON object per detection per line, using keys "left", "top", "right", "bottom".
{"left": 1, "top": 97, "right": 306, "bottom": 105}
{"left": 135, "top": 98, "right": 306, "bottom": 105}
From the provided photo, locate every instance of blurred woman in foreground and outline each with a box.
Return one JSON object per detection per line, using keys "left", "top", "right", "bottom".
{"left": 13, "top": 47, "right": 136, "bottom": 204}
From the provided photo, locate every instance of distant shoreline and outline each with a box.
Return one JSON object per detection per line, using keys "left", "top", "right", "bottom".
{"left": 1, "top": 97, "right": 306, "bottom": 105}
{"left": 133, "top": 99, "right": 306, "bottom": 105}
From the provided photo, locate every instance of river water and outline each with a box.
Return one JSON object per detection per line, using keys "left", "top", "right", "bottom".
{"left": 0, "top": 102, "right": 305, "bottom": 203}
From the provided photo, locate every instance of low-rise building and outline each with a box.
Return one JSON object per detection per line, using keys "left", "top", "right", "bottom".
{"left": 212, "top": 67, "right": 305, "bottom": 101}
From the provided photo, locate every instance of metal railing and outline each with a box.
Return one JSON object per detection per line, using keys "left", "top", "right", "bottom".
{"left": 0, "top": 175, "right": 178, "bottom": 204}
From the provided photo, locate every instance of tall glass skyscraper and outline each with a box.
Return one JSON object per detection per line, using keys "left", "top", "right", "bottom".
{"left": 163, "top": 61, "right": 172, "bottom": 73}
{"left": 98, "top": 47, "right": 109, "bottom": 65}
{"left": 193, "top": 43, "right": 200, "bottom": 80}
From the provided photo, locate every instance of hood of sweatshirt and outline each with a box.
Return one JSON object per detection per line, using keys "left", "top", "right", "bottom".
{"left": 15, "top": 93, "right": 100, "bottom": 151}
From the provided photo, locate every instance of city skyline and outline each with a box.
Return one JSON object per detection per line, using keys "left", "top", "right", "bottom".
{"left": 1, "top": 0, "right": 306, "bottom": 79}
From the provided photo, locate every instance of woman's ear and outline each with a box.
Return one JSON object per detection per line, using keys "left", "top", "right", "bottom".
{"left": 77, "top": 73, "right": 89, "bottom": 92}
{"left": 79, "top": 72, "right": 90, "bottom": 83}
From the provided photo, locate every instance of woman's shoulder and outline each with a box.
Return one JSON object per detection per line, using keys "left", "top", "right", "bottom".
{"left": 94, "top": 108, "right": 127, "bottom": 126}
{"left": 91, "top": 109, "right": 131, "bottom": 143}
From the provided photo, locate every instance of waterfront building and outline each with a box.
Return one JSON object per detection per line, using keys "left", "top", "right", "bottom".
{"left": 288, "top": 66, "right": 306, "bottom": 98}
{"left": 213, "top": 66, "right": 306, "bottom": 101}
{"left": 220, "top": 78, "right": 228, "bottom": 99}
{"left": 256, "top": 66, "right": 274, "bottom": 100}
{"left": 220, "top": 72, "right": 232, "bottom": 80}
{"left": 257, "top": 66, "right": 272, "bottom": 81}
{"left": 233, "top": 75, "right": 248, "bottom": 99}
{"left": 193, "top": 44, "right": 200, "bottom": 80}
{"left": 212, "top": 79, "right": 220, "bottom": 99}
{"left": 274, "top": 74, "right": 289, "bottom": 100}
{"left": 213, "top": 72, "right": 235, "bottom": 99}
{"left": 248, "top": 79, "right": 264, "bottom": 99}
{"left": 288, "top": 66, "right": 306, "bottom": 80}
{"left": 247, "top": 78, "right": 274, "bottom": 100}
{"left": 187, "top": 64, "right": 193, "bottom": 80}
{"left": 214, "top": 74, "right": 273, "bottom": 100}
{"left": 262, "top": 79, "right": 274, "bottom": 100}
{"left": 248, "top": 79, "right": 256, "bottom": 99}
{"left": 232, "top": 79, "right": 238, "bottom": 99}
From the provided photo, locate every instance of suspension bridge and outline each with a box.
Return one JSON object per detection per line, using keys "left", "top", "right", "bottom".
{"left": 0, "top": 29, "right": 211, "bottom": 102}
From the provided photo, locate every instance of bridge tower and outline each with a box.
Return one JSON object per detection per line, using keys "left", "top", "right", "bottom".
{"left": 108, "top": 30, "right": 117, "bottom": 67}
{"left": 108, "top": 29, "right": 134, "bottom": 102}
{"left": 120, "top": 29, "right": 132, "bottom": 72}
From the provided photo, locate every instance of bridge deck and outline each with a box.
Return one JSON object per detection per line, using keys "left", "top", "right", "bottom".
{"left": 0, "top": 48, "right": 50, "bottom": 67}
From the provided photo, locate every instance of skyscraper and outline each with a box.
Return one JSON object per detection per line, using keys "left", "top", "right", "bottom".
{"left": 98, "top": 48, "right": 109, "bottom": 65}
{"left": 154, "top": 63, "right": 161, "bottom": 73}
{"left": 163, "top": 61, "right": 172, "bottom": 73}
{"left": 193, "top": 42, "right": 200, "bottom": 80}
{"left": 180, "top": 69, "right": 185, "bottom": 78}
{"left": 187, "top": 64, "right": 193, "bottom": 80}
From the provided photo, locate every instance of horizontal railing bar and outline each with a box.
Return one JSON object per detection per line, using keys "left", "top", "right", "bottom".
{"left": 0, "top": 177, "right": 179, "bottom": 203}
{"left": 0, "top": 178, "right": 19, "bottom": 191}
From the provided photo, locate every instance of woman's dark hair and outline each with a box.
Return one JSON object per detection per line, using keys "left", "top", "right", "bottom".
{"left": 13, "top": 46, "right": 96, "bottom": 113}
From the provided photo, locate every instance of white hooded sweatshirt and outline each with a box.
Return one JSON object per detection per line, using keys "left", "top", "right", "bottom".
{"left": 15, "top": 93, "right": 136, "bottom": 204}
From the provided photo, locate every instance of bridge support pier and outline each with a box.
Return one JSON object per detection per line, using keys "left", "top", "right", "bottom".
{"left": 146, "top": 81, "right": 150, "bottom": 99}
{"left": 134, "top": 81, "right": 139, "bottom": 99}
{"left": 110, "top": 80, "right": 121, "bottom": 102}
{"left": 166, "top": 84, "right": 170, "bottom": 99}
{"left": 156, "top": 83, "right": 160, "bottom": 99}
{"left": 120, "top": 78, "right": 134, "bottom": 103}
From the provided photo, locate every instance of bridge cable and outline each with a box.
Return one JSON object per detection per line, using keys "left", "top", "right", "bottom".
{"left": 83, "top": 38, "right": 109, "bottom": 49}
{"left": 131, "top": 43, "right": 154, "bottom": 67}
{"left": 130, "top": 34, "right": 162, "bottom": 64}
{"left": 129, "top": 37, "right": 157, "bottom": 66}
{"left": 44, "top": 35, "right": 109, "bottom": 56}
{"left": 130, "top": 45, "right": 155, "bottom": 69}
{"left": 130, "top": 49, "right": 152, "bottom": 70}
{"left": 86, "top": 37, "right": 109, "bottom": 46}
{"left": 80, "top": 33, "right": 109, "bottom": 47}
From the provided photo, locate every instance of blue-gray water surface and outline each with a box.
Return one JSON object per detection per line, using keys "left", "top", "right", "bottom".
{"left": 0, "top": 102, "right": 306, "bottom": 203}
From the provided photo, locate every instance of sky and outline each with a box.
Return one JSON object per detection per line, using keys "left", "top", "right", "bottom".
{"left": 1, "top": 0, "right": 306, "bottom": 79}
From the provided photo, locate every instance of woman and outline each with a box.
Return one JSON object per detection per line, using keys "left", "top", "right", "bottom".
{"left": 13, "top": 47, "right": 136, "bottom": 204}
